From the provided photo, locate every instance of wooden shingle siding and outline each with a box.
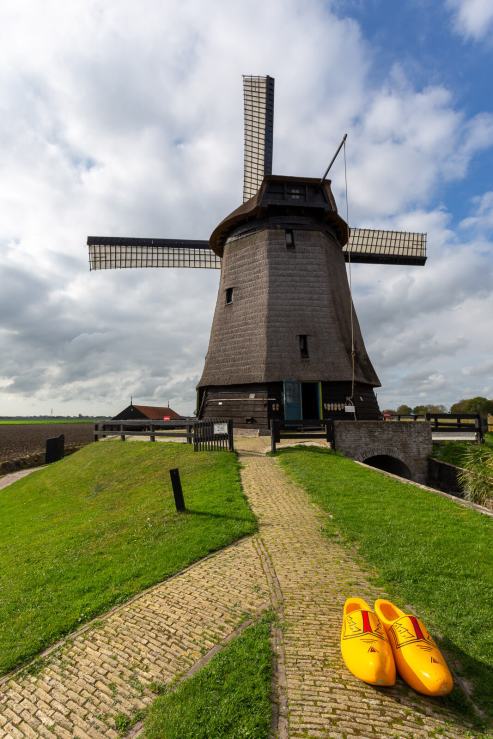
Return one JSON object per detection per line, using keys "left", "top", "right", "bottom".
{"left": 264, "top": 229, "right": 379, "bottom": 384}
{"left": 198, "top": 227, "right": 380, "bottom": 388}
{"left": 198, "top": 210, "right": 382, "bottom": 429}
{"left": 199, "top": 232, "right": 270, "bottom": 387}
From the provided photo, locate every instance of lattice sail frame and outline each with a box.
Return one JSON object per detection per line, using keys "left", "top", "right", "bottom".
{"left": 87, "top": 228, "right": 426, "bottom": 271}
{"left": 243, "top": 75, "right": 274, "bottom": 202}
{"left": 88, "top": 238, "right": 220, "bottom": 270}
{"left": 344, "top": 228, "right": 427, "bottom": 265}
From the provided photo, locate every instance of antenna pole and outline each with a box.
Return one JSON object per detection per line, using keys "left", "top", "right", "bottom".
{"left": 320, "top": 133, "right": 347, "bottom": 182}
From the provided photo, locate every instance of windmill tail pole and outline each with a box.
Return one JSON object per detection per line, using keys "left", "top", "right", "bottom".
{"left": 320, "top": 133, "right": 347, "bottom": 182}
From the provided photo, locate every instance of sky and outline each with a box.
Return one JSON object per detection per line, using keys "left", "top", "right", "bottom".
{"left": 1, "top": 0, "right": 492, "bottom": 417}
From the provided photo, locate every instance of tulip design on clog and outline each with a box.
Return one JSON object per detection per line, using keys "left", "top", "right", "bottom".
{"left": 341, "top": 597, "right": 396, "bottom": 686}
{"left": 374, "top": 599, "right": 453, "bottom": 696}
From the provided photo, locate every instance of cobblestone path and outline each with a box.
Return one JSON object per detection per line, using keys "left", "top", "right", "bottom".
{"left": 0, "top": 539, "right": 269, "bottom": 738}
{"left": 238, "top": 440, "right": 473, "bottom": 738}
{"left": 0, "top": 438, "right": 475, "bottom": 738}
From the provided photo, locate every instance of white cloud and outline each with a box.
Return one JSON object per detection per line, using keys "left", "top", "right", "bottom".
{"left": 459, "top": 191, "right": 493, "bottom": 234}
{"left": 446, "top": 0, "right": 493, "bottom": 40}
{"left": 342, "top": 82, "right": 493, "bottom": 222}
{"left": 0, "top": 0, "right": 492, "bottom": 415}
{"left": 355, "top": 199, "right": 493, "bottom": 409}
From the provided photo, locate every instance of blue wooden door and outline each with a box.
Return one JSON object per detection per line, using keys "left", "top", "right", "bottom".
{"left": 283, "top": 381, "right": 302, "bottom": 420}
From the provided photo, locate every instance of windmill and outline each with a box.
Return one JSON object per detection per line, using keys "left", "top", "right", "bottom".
{"left": 88, "top": 76, "right": 426, "bottom": 429}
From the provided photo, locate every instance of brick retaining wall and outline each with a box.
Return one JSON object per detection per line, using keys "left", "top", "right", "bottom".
{"left": 428, "top": 457, "right": 464, "bottom": 496}
{"left": 333, "top": 420, "right": 432, "bottom": 484}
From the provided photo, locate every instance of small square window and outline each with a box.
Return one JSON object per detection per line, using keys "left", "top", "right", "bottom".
{"left": 285, "top": 230, "right": 295, "bottom": 249}
{"left": 225, "top": 287, "right": 233, "bottom": 304}
{"left": 299, "top": 334, "right": 309, "bottom": 359}
{"left": 287, "top": 186, "right": 303, "bottom": 200}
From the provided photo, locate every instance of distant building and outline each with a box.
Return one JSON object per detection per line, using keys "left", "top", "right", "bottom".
{"left": 112, "top": 403, "right": 182, "bottom": 421}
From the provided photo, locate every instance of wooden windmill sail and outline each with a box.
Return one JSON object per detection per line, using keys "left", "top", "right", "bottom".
{"left": 88, "top": 75, "right": 426, "bottom": 428}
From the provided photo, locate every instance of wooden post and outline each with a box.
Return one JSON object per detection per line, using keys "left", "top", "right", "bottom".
{"left": 120, "top": 423, "right": 125, "bottom": 441}
{"left": 228, "top": 419, "right": 234, "bottom": 452}
{"left": 150, "top": 423, "right": 155, "bottom": 442}
{"left": 271, "top": 420, "right": 278, "bottom": 454}
{"left": 169, "top": 468, "right": 186, "bottom": 512}
{"left": 94, "top": 423, "right": 99, "bottom": 442}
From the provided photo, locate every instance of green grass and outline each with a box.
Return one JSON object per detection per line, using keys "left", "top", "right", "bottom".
{"left": 0, "top": 418, "right": 98, "bottom": 425}
{"left": 432, "top": 441, "right": 469, "bottom": 467}
{"left": 277, "top": 447, "right": 493, "bottom": 726}
{"left": 0, "top": 441, "right": 256, "bottom": 675}
{"left": 432, "top": 434, "right": 493, "bottom": 468}
{"left": 144, "top": 615, "right": 273, "bottom": 739}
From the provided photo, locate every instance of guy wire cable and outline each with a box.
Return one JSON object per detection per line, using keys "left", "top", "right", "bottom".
{"left": 343, "top": 137, "right": 357, "bottom": 419}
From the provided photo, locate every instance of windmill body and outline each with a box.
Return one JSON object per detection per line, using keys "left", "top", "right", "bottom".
{"left": 88, "top": 76, "right": 426, "bottom": 430}
{"left": 198, "top": 175, "right": 381, "bottom": 426}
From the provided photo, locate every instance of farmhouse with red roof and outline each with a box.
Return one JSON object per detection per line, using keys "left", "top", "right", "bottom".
{"left": 112, "top": 403, "right": 182, "bottom": 421}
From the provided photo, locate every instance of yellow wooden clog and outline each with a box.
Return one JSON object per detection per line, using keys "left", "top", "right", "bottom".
{"left": 341, "top": 597, "right": 396, "bottom": 686}
{"left": 374, "top": 599, "right": 453, "bottom": 696}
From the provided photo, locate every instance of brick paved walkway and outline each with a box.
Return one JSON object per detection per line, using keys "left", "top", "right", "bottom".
{"left": 0, "top": 438, "right": 475, "bottom": 737}
{"left": 238, "top": 439, "right": 473, "bottom": 738}
{"left": 0, "top": 539, "right": 269, "bottom": 738}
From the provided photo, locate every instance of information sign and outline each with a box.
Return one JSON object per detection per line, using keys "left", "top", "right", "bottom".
{"left": 213, "top": 422, "right": 228, "bottom": 435}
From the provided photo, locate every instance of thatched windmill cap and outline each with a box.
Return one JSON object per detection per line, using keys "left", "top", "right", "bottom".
{"left": 208, "top": 175, "right": 349, "bottom": 257}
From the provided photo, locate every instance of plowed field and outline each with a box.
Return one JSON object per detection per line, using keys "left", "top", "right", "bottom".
{"left": 0, "top": 424, "right": 94, "bottom": 463}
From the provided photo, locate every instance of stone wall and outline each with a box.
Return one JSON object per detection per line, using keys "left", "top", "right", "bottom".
{"left": 333, "top": 421, "right": 432, "bottom": 484}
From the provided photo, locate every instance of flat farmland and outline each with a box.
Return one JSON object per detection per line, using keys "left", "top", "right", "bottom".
{"left": 0, "top": 423, "right": 94, "bottom": 464}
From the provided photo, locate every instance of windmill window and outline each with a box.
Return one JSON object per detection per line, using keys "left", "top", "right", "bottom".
{"left": 299, "top": 334, "right": 309, "bottom": 359}
{"left": 287, "top": 186, "right": 304, "bottom": 201}
{"left": 225, "top": 287, "right": 234, "bottom": 304}
{"left": 285, "top": 230, "right": 295, "bottom": 249}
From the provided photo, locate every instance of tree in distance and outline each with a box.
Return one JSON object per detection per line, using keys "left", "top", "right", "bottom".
{"left": 412, "top": 404, "right": 447, "bottom": 415}
{"left": 396, "top": 404, "right": 412, "bottom": 415}
{"left": 387, "top": 398, "right": 493, "bottom": 418}
{"left": 451, "top": 397, "right": 493, "bottom": 416}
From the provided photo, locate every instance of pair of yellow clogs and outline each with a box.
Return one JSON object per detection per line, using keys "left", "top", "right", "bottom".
{"left": 340, "top": 597, "right": 453, "bottom": 696}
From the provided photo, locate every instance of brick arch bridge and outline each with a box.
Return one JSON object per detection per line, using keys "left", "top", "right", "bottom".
{"left": 332, "top": 420, "right": 432, "bottom": 484}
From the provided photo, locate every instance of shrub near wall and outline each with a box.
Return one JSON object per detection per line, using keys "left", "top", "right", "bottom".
{"left": 458, "top": 445, "right": 493, "bottom": 506}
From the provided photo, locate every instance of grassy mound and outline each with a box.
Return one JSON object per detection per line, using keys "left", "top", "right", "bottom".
{"left": 144, "top": 616, "right": 273, "bottom": 739}
{"left": 0, "top": 440, "right": 255, "bottom": 675}
{"left": 278, "top": 447, "right": 493, "bottom": 726}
